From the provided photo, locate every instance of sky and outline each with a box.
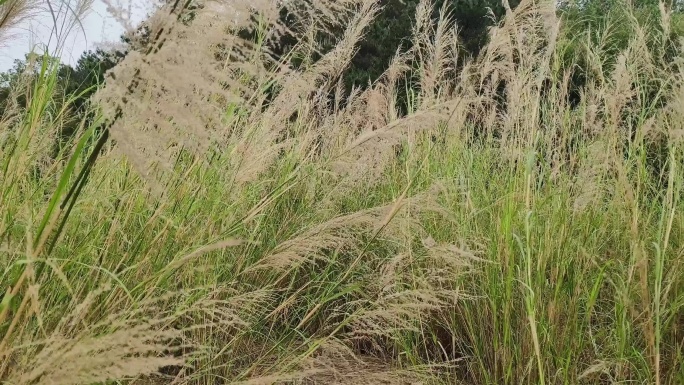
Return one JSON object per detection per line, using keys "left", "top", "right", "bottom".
{"left": 0, "top": 0, "right": 154, "bottom": 71}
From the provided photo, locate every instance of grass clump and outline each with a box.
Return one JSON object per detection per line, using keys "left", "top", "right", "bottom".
{"left": 1, "top": 0, "right": 683, "bottom": 384}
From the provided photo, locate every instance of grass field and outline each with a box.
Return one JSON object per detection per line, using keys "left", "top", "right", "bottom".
{"left": 1, "top": 0, "right": 683, "bottom": 384}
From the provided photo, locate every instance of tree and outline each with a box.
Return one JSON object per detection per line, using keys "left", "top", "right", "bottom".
{"left": 0, "top": 48, "right": 123, "bottom": 154}
{"left": 56, "top": 48, "right": 123, "bottom": 139}
{"left": 345, "top": 0, "right": 522, "bottom": 87}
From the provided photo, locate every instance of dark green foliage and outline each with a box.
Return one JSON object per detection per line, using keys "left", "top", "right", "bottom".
{"left": 0, "top": 48, "right": 122, "bottom": 158}
{"left": 58, "top": 49, "right": 124, "bottom": 138}
{"left": 346, "top": 0, "right": 419, "bottom": 87}
{"left": 267, "top": 0, "right": 521, "bottom": 89}
{"left": 346, "top": 0, "right": 522, "bottom": 87}
{"left": 1, "top": 49, "right": 121, "bottom": 113}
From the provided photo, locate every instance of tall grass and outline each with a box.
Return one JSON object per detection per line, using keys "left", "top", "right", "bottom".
{"left": 1, "top": 0, "right": 683, "bottom": 383}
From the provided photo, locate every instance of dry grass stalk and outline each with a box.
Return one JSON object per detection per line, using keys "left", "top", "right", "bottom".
{"left": 96, "top": 0, "right": 377, "bottom": 190}
{"left": 4, "top": 285, "right": 264, "bottom": 384}
{"left": 0, "top": 0, "right": 37, "bottom": 44}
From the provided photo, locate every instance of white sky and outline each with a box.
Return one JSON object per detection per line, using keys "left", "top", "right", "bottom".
{"left": 0, "top": 0, "right": 155, "bottom": 71}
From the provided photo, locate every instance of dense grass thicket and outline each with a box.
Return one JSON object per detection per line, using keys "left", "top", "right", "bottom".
{"left": 1, "top": 0, "right": 683, "bottom": 384}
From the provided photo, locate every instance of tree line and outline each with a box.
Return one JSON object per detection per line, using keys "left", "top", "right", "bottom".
{"left": 2, "top": 0, "right": 683, "bottom": 142}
